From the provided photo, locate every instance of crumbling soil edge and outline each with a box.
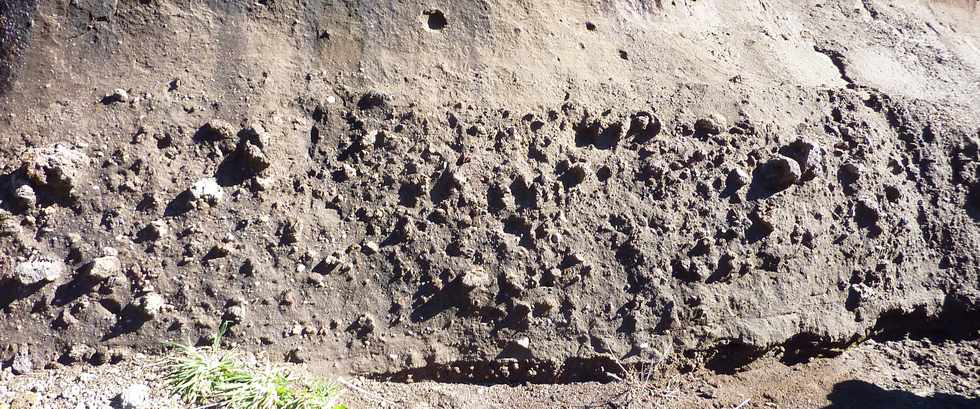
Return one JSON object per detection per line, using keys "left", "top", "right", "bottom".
{"left": 362, "top": 290, "right": 980, "bottom": 384}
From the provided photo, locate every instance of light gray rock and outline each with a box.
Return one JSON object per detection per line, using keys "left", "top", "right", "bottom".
{"left": 136, "top": 293, "right": 165, "bottom": 318}
{"left": 140, "top": 220, "right": 167, "bottom": 241}
{"left": 14, "top": 256, "right": 65, "bottom": 285}
{"left": 224, "top": 305, "right": 245, "bottom": 324}
{"left": 784, "top": 139, "right": 824, "bottom": 179}
{"left": 512, "top": 336, "right": 531, "bottom": 351}
{"left": 105, "top": 88, "right": 130, "bottom": 103}
{"left": 695, "top": 113, "right": 728, "bottom": 135}
{"left": 10, "top": 349, "right": 31, "bottom": 375}
{"left": 189, "top": 178, "right": 224, "bottom": 204}
{"left": 12, "top": 183, "right": 36, "bottom": 210}
{"left": 362, "top": 240, "right": 380, "bottom": 255}
{"left": 200, "top": 119, "right": 236, "bottom": 141}
{"left": 727, "top": 168, "right": 750, "bottom": 191}
{"left": 85, "top": 255, "right": 121, "bottom": 281}
{"left": 459, "top": 267, "right": 492, "bottom": 291}
{"left": 240, "top": 142, "right": 271, "bottom": 173}
{"left": 117, "top": 383, "right": 150, "bottom": 409}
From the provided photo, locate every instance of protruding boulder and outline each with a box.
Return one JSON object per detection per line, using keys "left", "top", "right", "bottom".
{"left": 780, "top": 139, "right": 824, "bottom": 180}
{"left": 11, "top": 182, "right": 36, "bottom": 210}
{"left": 84, "top": 255, "right": 122, "bottom": 281}
{"left": 199, "top": 119, "right": 236, "bottom": 141}
{"left": 758, "top": 155, "right": 802, "bottom": 191}
{"left": 459, "top": 267, "right": 492, "bottom": 291}
{"left": 694, "top": 113, "right": 728, "bottom": 135}
{"left": 189, "top": 178, "right": 224, "bottom": 204}
{"left": 11, "top": 347, "right": 32, "bottom": 375}
{"left": 21, "top": 144, "right": 88, "bottom": 198}
{"left": 138, "top": 220, "right": 168, "bottom": 241}
{"left": 239, "top": 142, "right": 270, "bottom": 173}
{"left": 628, "top": 111, "right": 662, "bottom": 142}
{"left": 102, "top": 88, "right": 130, "bottom": 104}
{"left": 117, "top": 383, "right": 150, "bottom": 409}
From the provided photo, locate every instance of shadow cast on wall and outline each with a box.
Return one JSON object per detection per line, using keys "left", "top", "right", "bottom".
{"left": 824, "top": 380, "right": 978, "bottom": 409}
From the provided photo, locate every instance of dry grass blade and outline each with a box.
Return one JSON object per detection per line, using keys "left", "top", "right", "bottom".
{"left": 603, "top": 359, "right": 683, "bottom": 409}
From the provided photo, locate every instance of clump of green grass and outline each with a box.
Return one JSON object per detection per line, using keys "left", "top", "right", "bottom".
{"left": 162, "top": 323, "right": 238, "bottom": 402}
{"left": 161, "top": 324, "right": 345, "bottom": 409}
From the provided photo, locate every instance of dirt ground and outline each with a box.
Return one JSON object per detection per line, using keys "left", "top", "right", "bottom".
{"left": 1, "top": 0, "right": 980, "bottom": 407}
{"left": 2, "top": 335, "right": 978, "bottom": 408}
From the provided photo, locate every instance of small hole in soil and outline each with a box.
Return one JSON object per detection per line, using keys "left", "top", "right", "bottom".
{"left": 619, "top": 50, "right": 629, "bottom": 60}
{"left": 424, "top": 10, "right": 448, "bottom": 31}
{"left": 597, "top": 166, "right": 612, "bottom": 182}
{"left": 585, "top": 21, "right": 596, "bottom": 31}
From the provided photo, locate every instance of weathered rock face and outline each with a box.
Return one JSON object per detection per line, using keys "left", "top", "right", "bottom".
{"left": 758, "top": 155, "right": 802, "bottom": 192}
{"left": 84, "top": 255, "right": 122, "bottom": 281}
{"left": 13, "top": 255, "right": 65, "bottom": 285}
{"left": 188, "top": 178, "right": 224, "bottom": 204}
{"left": 14, "top": 144, "right": 89, "bottom": 204}
{"left": 1, "top": 0, "right": 979, "bottom": 383}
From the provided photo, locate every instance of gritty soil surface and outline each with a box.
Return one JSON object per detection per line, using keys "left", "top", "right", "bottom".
{"left": 2, "top": 336, "right": 978, "bottom": 408}
{"left": 1, "top": 0, "right": 980, "bottom": 406}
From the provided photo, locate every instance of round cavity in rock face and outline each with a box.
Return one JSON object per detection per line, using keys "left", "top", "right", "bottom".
{"left": 424, "top": 9, "right": 447, "bottom": 31}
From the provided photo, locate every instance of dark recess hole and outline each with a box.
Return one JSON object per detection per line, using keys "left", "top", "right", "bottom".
{"left": 705, "top": 342, "right": 763, "bottom": 374}
{"left": 574, "top": 118, "right": 621, "bottom": 150}
{"left": 559, "top": 163, "right": 589, "bottom": 190}
{"left": 509, "top": 179, "right": 536, "bottom": 209}
{"left": 966, "top": 183, "right": 980, "bottom": 221}
{"left": 486, "top": 185, "right": 506, "bottom": 212}
{"left": 424, "top": 10, "right": 447, "bottom": 31}
{"left": 585, "top": 21, "right": 596, "bottom": 31}
{"left": 854, "top": 201, "right": 882, "bottom": 238}
{"left": 596, "top": 166, "right": 612, "bottom": 182}
{"left": 399, "top": 181, "right": 424, "bottom": 207}
{"left": 746, "top": 212, "right": 773, "bottom": 243}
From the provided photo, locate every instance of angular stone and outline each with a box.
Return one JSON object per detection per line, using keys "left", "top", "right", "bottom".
{"left": 15, "top": 256, "right": 65, "bottom": 285}
{"left": 459, "top": 267, "right": 492, "bottom": 291}
{"left": 189, "top": 178, "right": 224, "bottom": 204}
{"left": 240, "top": 142, "right": 271, "bottom": 173}
{"left": 22, "top": 144, "right": 88, "bottom": 197}
{"left": 759, "top": 155, "right": 802, "bottom": 191}
{"left": 10, "top": 349, "right": 31, "bottom": 375}
{"left": 694, "top": 113, "right": 728, "bottom": 135}
{"left": 85, "top": 255, "right": 121, "bottom": 281}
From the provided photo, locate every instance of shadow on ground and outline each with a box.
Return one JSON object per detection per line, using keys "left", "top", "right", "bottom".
{"left": 824, "top": 380, "right": 979, "bottom": 409}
